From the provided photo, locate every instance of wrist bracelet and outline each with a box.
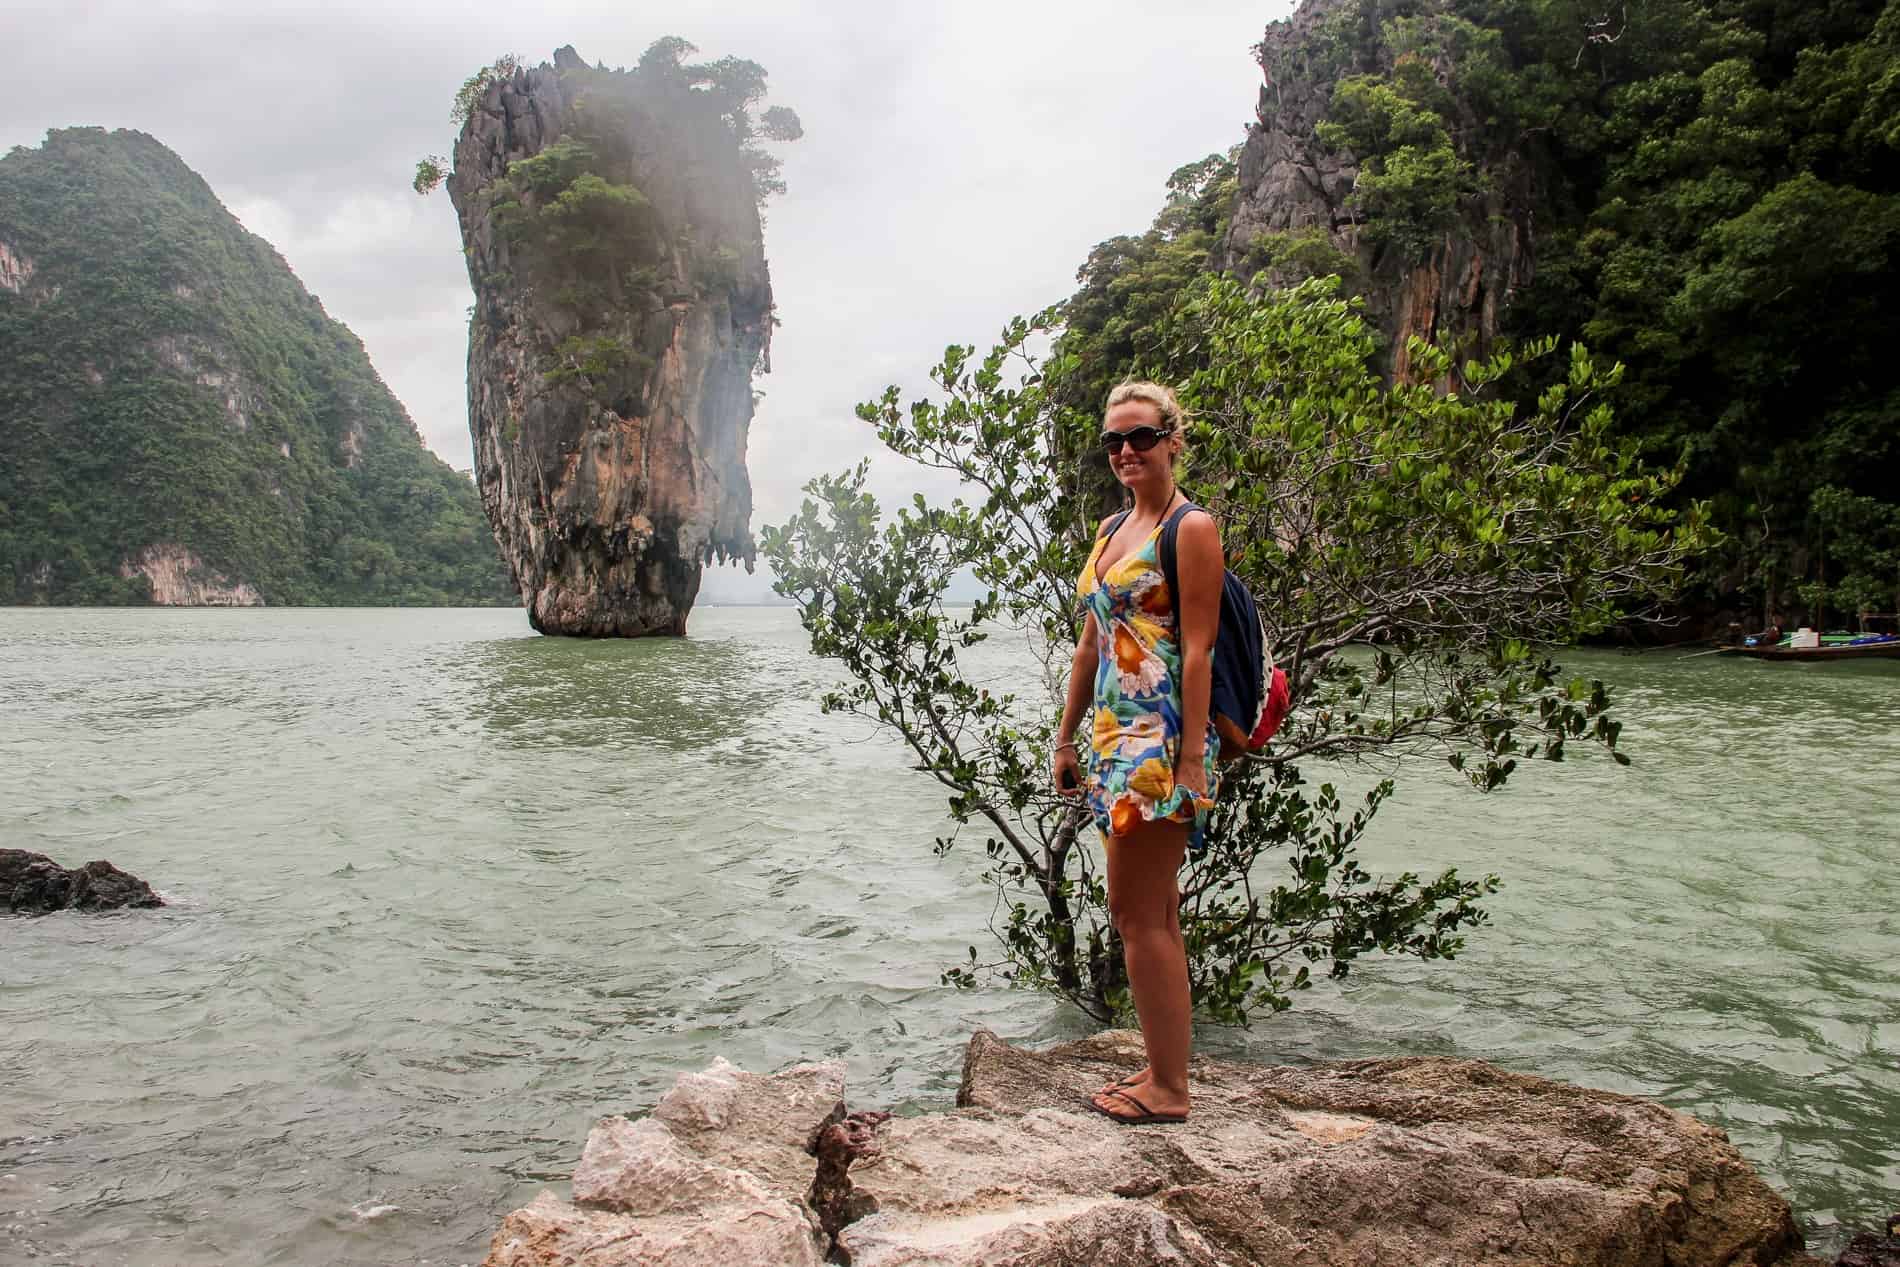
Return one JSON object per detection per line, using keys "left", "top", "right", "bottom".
{"left": 1054, "top": 740, "right": 1078, "bottom": 752}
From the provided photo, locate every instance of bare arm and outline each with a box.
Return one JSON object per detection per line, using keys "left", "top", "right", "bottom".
{"left": 1054, "top": 519, "right": 1112, "bottom": 789}
{"left": 1173, "top": 510, "right": 1223, "bottom": 779}
{"left": 1056, "top": 616, "right": 1098, "bottom": 749}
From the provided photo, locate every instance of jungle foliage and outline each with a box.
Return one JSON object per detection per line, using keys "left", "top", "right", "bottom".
{"left": 1060, "top": 0, "right": 1900, "bottom": 626}
{"left": 0, "top": 127, "right": 516, "bottom": 606}
{"left": 415, "top": 39, "right": 802, "bottom": 209}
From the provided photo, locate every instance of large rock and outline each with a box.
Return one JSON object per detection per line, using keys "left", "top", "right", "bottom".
{"left": 869, "top": 1029, "right": 1823, "bottom": 1267}
{"left": 483, "top": 1058, "right": 843, "bottom": 1266}
{"left": 1, "top": 849, "right": 162, "bottom": 915}
{"left": 446, "top": 46, "right": 772, "bottom": 636}
{"left": 0, "top": 129, "right": 516, "bottom": 608}
{"left": 483, "top": 1031, "right": 1825, "bottom": 1267}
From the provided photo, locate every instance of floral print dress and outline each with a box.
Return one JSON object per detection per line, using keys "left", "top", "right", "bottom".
{"left": 1077, "top": 520, "right": 1219, "bottom": 845}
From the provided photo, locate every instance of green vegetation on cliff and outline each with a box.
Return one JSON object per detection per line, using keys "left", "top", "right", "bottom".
{"left": 1053, "top": 0, "right": 1899, "bottom": 627}
{"left": 418, "top": 40, "right": 799, "bottom": 427}
{"left": 0, "top": 127, "right": 515, "bottom": 606}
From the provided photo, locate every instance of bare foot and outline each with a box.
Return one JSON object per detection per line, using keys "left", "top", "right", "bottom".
{"left": 1097, "top": 1066, "right": 1152, "bottom": 1098}
{"left": 1088, "top": 1083, "right": 1190, "bottom": 1123}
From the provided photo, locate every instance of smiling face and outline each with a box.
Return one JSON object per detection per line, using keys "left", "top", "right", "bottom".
{"left": 1103, "top": 399, "right": 1180, "bottom": 494}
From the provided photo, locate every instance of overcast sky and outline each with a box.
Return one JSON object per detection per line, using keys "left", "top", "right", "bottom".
{"left": 5, "top": 0, "right": 1288, "bottom": 601}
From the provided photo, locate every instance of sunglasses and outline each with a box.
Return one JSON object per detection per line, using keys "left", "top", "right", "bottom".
{"left": 1099, "top": 425, "right": 1173, "bottom": 454}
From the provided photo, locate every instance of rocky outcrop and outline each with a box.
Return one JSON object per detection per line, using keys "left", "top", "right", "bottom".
{"left": 118, "top": 544, "right": 263, "bottom": 606}
{"left": 446, "top": 46, "right": 772, "bottom": 636}
{"left": 1215, "top": 0, "right": 1535, "bottom": 380}
{"left": 1837, "top": 1218, "right": 1900, "bottom": 1267}
{"left": 482, "top": 1029, "right": 1824, "bottom": 1267}
{"left": 148, "top": 335, "right": 257, "bottom": 432}
{"left": 0, "top": 239, "right": 35, "bottom": 295}
{"left": 484, "top": 1057, "right": 842, "bottom": 1266}
{"left": 2, "top": 849, "right": 162, "bottom": 915}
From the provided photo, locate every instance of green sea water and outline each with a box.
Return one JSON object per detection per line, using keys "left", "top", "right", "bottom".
{"left": 1, "top": 607, "right": 1895, "bottom": 1264}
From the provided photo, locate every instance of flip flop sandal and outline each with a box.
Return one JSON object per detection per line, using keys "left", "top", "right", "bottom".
{"left": 1083, "top": 1087, "right": 1187, "bottom": 1126}
{"left": 1097, "top": 1071, "right": 1147, "bottom": 1096}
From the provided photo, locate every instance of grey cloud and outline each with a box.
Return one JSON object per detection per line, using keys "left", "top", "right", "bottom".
{"left": 7, "top": 0, "right": 1289, "bottom": 604}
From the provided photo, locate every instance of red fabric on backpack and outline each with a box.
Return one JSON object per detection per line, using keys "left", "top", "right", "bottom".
{"left": 1247, "top": 665, "right": 1292, "bottom": 749}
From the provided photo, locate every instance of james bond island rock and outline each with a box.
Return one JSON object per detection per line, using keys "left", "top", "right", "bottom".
{"left": 2, "top": 849, "right": 161, "bottom": 915}
{"left": 1212, "top": 0, "right": 1533, "bottom": 382}
{"left": 0, "top": 128, "right": 516, "bottom": 607}
{"left": 482, "top": 1030, "right": 1824, "bottom": 1267}
{"left": 441, "top": 42, "right": 799, "bottom": 636}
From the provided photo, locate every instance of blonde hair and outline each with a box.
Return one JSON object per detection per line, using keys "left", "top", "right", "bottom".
{"left": 1104, "top": 380, "right": 1187, "bottom": 433}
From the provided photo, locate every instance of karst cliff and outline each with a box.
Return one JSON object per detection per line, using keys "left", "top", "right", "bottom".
{"left": 0, "top": 128, "right": 515, "bottom": 607}
{"left": 1214, "top": 0, "right": 1534, "bottom": 381}
{"left": 1208, "top": 0, "right": 1900, "bottom": 625}
{"left": 446, "top": 44, "right": 785, "bottom": 636}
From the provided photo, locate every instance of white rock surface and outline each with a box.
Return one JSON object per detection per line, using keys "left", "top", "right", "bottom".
{"left": 483, "top": 1190, "right": 824, "bottom": 1267}
{"left": 117, "top": 543, "right": 262, "bottom": 606}
{"left": 570, "top": 1116, "right": 772, "bottom": 1216}
{"left": 480, "top": 1030, "right": 1825, "bottom": 1267}
{"left": 481, "top": 1058, "right": 844, "bottom": 1267}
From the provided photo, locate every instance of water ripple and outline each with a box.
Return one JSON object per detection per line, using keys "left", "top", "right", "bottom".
{"left": 0, "top": 609, "right": 1895, "bottom": 1263}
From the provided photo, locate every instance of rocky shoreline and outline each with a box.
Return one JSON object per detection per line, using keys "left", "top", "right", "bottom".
{"left": 480, "top": 1028, "right": 1838, "bottom": 1266}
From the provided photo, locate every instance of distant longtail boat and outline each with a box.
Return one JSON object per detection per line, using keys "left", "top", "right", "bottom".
{"left": 1719, "top": 632, "right": 1900, "bottom": 661}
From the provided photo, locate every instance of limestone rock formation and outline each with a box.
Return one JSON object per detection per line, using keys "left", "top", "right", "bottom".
{"left": 482, "top": 1029, "right": 1825, "bottom": 1267}
{"left": 118, "top": 543, "right": 264, "bottom": 606}
{"left": 2, "top": 849, "right": 162, "bottom": 915}
{"left": 0, "top": 239, "right": 38, "bottom": 296}
{"left": 0, "top": 128, "right": 516, "bottom": 607}
{"left": 1215, "top": 0, "right": 1534, "bottom": 380}
{"left": 447, "top": 45, "right": 777, "bottom": 636}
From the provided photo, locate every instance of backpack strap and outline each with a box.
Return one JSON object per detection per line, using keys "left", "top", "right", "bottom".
{"left": 1157, "top": 500, "right": 1202, "bottom": 612}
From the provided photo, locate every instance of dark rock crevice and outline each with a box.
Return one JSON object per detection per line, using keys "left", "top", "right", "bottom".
{"left": 806, "top": 1107, "right": 891, "bottom": 1262}
{"left": 1837, "top": 1218, "right": 1900, "bottom": 1267}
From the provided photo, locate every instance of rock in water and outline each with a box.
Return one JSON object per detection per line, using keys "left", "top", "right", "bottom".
{"left": 446, "top": 45, "right": 778, "bottom": 636}
{"left": 482, "top": 1030, "right": 1826, "bottom": 1267}
{"left": 1, "top": 849, "right": 161, "bottom": 915}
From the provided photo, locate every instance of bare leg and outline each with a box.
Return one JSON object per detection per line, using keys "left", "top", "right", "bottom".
{"left": 1097, "top": 873, "right": 1186, "bottom": 1096}
{"left": 1090, "top": 818, "right": 1191, "bottom": 1120}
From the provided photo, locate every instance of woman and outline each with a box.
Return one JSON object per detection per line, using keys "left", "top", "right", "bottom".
{"left": 1052, "top": 380, "right": 1222, "bottom": 1127}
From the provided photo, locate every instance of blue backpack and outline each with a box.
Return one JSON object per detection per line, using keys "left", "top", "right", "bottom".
{"left": 1105, "top": 501, "right": 1289, "bottom": 760}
